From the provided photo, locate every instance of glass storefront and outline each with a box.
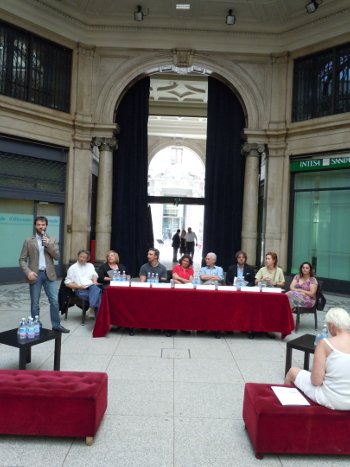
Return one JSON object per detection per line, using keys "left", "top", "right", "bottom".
{"left": 290, "top": 167, "right": 350, "bottom": 284}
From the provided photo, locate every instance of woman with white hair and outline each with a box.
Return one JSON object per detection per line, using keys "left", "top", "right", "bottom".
{"left": 285, "top": 307, "right": 350, "bottom": 410}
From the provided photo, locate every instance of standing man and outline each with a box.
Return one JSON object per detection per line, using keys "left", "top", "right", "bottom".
{"left": 226, "top": 250, "right": 255, "bottom": 286}
{"left": 171, "top": 229, "right": 181, "bottom": 263}
{"left": 139, "top": 248, "right": 168, "bottom": 282}
{"left": 199, "top": 252, "right": 224, "bottom": 285}
{"left": 185, "top": 227, "right": 198, "bottom": 257}
{"left": 19, "top": 216, "right": 70, "bottom": 333}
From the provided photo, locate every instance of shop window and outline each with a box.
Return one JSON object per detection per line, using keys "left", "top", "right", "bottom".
{"left": 291, "top": 169, "right": 350, "bottom": 281}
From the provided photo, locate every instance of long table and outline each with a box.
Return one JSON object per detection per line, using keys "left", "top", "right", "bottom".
{"left": 93, "top": 286, "right": 294, "bottom": 338}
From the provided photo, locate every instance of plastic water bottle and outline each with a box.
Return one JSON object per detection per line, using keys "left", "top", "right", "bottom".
{"left": 192, "top": 274, "right": 199, "bottom": 289}
{"left": 112, "top": 269, "right": 118, "bottom": 281}
{"left": 314, "top": 323, "right": 329, "bottom": 346}
{"left": 147, "top": 272, "right": 151, "bottom": 283}
{"left": 122, "top": 270, "right": 126, "bottom": 281}
{"left": 155, "top": 273, "right": 159, "bottom": 283}
{"left": 27, "top": 317, "right": 35, "bottom": 339}
{"left": 151, "top": 273, "right": 155, "bottom": 283}
{"left": 17, "top": 318, "right": 27, "bottom": 340}
{"left": 34, "top": 315, "right": 41, "bottom": 336}
{"left": 236, "top": 277, "right": 243, "bottom": 291}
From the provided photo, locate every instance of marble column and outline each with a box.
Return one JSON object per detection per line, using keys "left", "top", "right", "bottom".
{"left": 92, "top": 136, "right": 118, "bottom": 264}
{"left": 241, "top": 143, "right": 266, "bottom": 266}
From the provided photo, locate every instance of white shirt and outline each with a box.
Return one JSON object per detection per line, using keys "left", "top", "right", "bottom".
{"left": 36, "top": 234, "right": 46, "bottom": 271}
{"left": 65, "top": 262, "right": 97, "bottom": 287}
{"left": 185, "top": 231, "right": 197, "bottom": 242}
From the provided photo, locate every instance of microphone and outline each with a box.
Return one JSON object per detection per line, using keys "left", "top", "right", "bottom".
{"left": 41, "top": 230, "right": 46, "bottom": 246}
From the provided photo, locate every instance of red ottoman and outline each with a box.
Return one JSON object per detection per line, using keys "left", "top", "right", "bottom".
{"left": 0, "top": 370, "right": 107, "bottom": 445}
{"left": 243, "top": 383, "right": 350, "bottom": 459}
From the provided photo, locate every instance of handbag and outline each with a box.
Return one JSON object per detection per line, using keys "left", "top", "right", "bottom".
{"left": 316, "top": 290, "right": 326, "bottom": 311}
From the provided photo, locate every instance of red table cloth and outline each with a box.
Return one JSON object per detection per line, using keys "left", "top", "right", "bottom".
{"left": 93, "top": 286, "right": 294, "bottom": 338}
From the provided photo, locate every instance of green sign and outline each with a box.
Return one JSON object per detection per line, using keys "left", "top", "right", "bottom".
{"left": 290, "top": 156, "right": 350, "bottom": 172}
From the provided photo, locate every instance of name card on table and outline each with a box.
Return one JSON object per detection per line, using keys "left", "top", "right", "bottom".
{"left": 195, "top": 284, "right": 216, "bottom": 291}
{"left": 151, "top": 282, "right": 171, "bottom": 289}
{"left": 240, "top": 286, "right": 260, "bottom": 292}
{"left": 130, "top": 282, "right": 150, "bottom": 288}
{"left": 217, "top": 285, "right": 236, "bottom": 292}
{"left": 110, "top": 281, "right": 130, "bottom": 287}
{"left": 175, "top": 283, "right": 194, "bottom": 289}
{"left": 262, "top": 287, "right": 283, "bottom": 293}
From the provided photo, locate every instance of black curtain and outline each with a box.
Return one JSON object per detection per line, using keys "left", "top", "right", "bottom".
{"left": 203, "top": 77, "right": 246, "bottom": 272}
{"left": 111, "top": 77, "right": 153, "bottom": 277}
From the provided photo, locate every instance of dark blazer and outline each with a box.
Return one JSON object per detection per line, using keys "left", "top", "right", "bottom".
{"left": 225, "top": 263, "right": 255, "bottom": 286}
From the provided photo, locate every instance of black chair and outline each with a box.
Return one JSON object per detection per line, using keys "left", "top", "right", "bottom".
{"left": 293, "top": 280, "right": 323, "bottom": 332}
{"left": 58, "top": 279, "right": 89, "bottom": 325}
{"left": 283, "top": 275, "right": 294, "bottom": 293}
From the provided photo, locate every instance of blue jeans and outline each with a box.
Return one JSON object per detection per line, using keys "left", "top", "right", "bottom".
{"left": 75, "top": 285, "right": 102, "bottom": 311}
{"left": 29, "top": 271, "right": 61, "bottom": 328}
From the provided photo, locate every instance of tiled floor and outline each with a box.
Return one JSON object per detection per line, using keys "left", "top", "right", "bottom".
{"left": 0, "top": 282, "right": 350, "bottom": 466}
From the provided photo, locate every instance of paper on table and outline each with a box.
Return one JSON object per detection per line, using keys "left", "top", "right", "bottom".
{"left": 271, "top": 386, "right": 310, "bottom": 406}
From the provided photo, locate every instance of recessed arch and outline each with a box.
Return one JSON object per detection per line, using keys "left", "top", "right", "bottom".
{"left": 95, "top": 51, "right": 264, "bottom": 129}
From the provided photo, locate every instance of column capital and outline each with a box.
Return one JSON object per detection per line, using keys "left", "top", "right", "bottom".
{"left": 91, "top": 136, "right": 118, "bottom": 152}
{"left": 241, "top": 143, "right": 266, "bottom": 158}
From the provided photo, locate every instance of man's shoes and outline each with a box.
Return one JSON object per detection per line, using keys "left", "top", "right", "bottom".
{"left": 52, "top": 325, "right": 70, "bottom": 333}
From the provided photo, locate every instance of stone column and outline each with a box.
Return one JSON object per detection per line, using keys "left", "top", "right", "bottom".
{"left": 241, "top": 143, "right": 266, "bottom": 266}
{"left": 92, "top": 136, "right": 118, "bottom": 264}
{"left": 65, "top": 140, "right": 93, "bottom": 264}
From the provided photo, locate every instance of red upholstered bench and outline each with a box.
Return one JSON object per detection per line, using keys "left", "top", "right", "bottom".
{"left": 243, "top": 383, "right": 350, "bottom": 459}
{"left": 0, "top": 370, "right": 107, "bottom": 445}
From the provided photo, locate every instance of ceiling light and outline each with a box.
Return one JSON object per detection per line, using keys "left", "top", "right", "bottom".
{"left": 176, "top": 3, "right": 190, "bottom": 10}
{"left": 134, "top": 5, "right": 148, "bottom": 21}
{"left": 305, "top": 1, "right": 319, "bottom": 14}
{"left": 226, "top": 9, "right": 235, "bottom": 26}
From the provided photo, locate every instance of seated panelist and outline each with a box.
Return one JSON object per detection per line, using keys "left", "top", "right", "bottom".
{"left": 172, "top": 254, "right": 194, "bottom": 284}
{"left": 64, "top": 249, "right": 102, "bottom": 318}
{"left": 255, "top": 251, "right": 285, "bottom": 288}
{"left": 199, "top": 252, "right": 224, "bottom": 285}
{"left": 97, "top": 250, "right": 129, "bottom": 287}
{"left": 226, "top": 250, "right": 255, "bottom": 286}
{"left": 139, "top": 248, "right": 167, "bottom": 282}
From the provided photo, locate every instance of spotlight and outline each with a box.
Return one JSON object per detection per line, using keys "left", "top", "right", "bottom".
{"left": 226, "top": 9, "right": 235, "bottom": 26}
{"left": 305, "top": 1, "right": 319, "bottom": 14}
{"left": 134, "top": 5, "right": 147, "bottom": 21}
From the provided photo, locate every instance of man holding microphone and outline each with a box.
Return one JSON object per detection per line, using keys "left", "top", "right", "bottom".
{"left": 19, "top": 215, "right": 70, "bottom": 333}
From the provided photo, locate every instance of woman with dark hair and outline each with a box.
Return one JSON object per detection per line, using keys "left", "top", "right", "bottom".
{"left": 172, "top": 254, "right": 194, "bottom": 284}
{"left": 286, "top": 261, "right": 318, "bottom": 309}
{"left": 255, "top": 251, "right": 285, "bottom": 288}
{"left": 97, "top": 250, "right": 129, "bottom": 287}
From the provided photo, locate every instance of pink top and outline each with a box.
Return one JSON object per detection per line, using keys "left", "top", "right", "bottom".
{"left": 172, "top": 265, "right": 194, "bottom": 280}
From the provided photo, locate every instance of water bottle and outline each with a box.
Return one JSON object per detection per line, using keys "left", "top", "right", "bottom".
{"left": 112, "top": 269, "right": 118, "bottom": 281}
{"left": 151, "top": 273, "right": 155, "bottom": 283}
{"left": 314, "top": 323, "right": 329, "bottom": 346}
{"left": 34, "top": 315, "right": 41, "bottom": 336}
{"left": 17, "top": 318, "right": 27, "bottom": 340}
{"left": 122, "top": 270, "right": 126, "bottom": 282}
{"left": 155, "top": 273, "right": 159, "bottom": 283}
{"left": 192, "top": 273, "right": 199, "bottom": 289}
{"left": 27, "top": 317, "right": 35, "bottom": 339}
{"left": 147, "top": 272, "right": 151, "bottom": 283}
{"left": 236, "top": 277, "right": 242, "bottom": 291}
